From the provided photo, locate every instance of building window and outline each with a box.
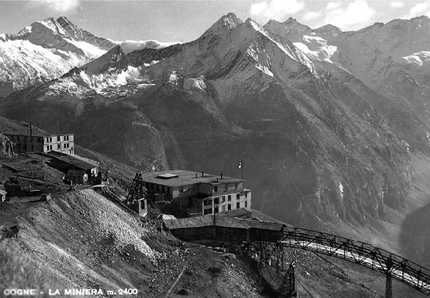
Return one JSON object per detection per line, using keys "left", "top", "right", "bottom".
{"left": 57, "top": 136, "right": 60, "bottom": 141}
{"left": 236, "top": 194, "right": 240, "bottom": 200}
{"left": 227, "top": 204, "right": 231, "bottom": 211}
{"left": 245, "top": 192, "right": 248, "bottom": 198}
{"left": 221, "top": 196, "right": 225, "bottom": 203}
{"left": 222, "top": 205, "right": 226, "bottom": 211}
{"left": 228, "top": 195, "right": 231, "bottom": 201}
{"left": 236, "top": 202, "right": 240, "bottom": 209}
{"left": 214, "top": 207, "right": 219, "bottom": 213}
{"left": 214, "top": 197, "right": 219, "bottom": 204}
{"left": 214, "top": 185, "right": 218, "bottom": 192}
{"left": 204, "top": 209, "right": 211, "bottom": 215}
{"left": 245, "top": 201, "right": 248, "bottom": 208}
{"left": 57, "top": 144, "right": 61, "bottom": 149}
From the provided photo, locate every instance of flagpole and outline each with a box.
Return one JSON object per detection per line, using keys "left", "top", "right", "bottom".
{"left": 241, "top": 160, "right": 243, "bottom": 181}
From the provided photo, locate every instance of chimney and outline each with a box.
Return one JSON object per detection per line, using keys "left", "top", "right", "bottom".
{"left": 29, "top": 123, "right": 33, "bottom": 136}
{"left": 216, "top": 178, "right": 219, "bottom": 182}
{"left": 220, "top": 173, "right": 223, "bottom": 179}
{"left": 202, "top": 171, "right": 204, "bottom": 177}
{"left": 195, "top": 173, "right": 198, "bottom": 178}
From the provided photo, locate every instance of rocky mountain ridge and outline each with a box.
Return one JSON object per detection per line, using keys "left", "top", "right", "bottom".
{"left": 0, "top": 16, "right": 117, "bottom": 96}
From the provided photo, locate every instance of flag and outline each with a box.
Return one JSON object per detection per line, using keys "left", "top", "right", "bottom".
{"left": 237, "top": 161, "right": 242, "bottom": 169}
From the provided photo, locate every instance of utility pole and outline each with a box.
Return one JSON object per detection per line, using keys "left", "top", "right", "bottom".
{"left": 278, "top": 262, "right": 297, "bottom": 298}
{"left": 238, "top": 160, "right": 243, "bottom": 180}
{"left": 385, "top": 255, "right": 393, "bottom": 298}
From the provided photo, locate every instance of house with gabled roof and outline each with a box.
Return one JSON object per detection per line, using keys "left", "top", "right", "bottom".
{"left": 46, "top": 151, "right": 100, "bottom": 184}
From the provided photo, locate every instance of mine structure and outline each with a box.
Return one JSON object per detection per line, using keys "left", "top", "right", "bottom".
{"left": 162, "top": 210, "right": 430, "bottom": 298}
{"left": 125, "top": 172, "right": 148, "bottom": 217}
{"left": 128, "top": 168, "right": 430, "bottom": 297}
{"left": 139, "top": 169, "right": 251, "bottom": 217}
{"left": 165, "top": 214, "right": 430, "bottom": 298}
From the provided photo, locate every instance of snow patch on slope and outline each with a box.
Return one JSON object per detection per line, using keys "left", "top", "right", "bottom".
{"left": 81, "top": 66, "right": 146, "bottom": 94}
{"left": 119, "top": 40, "right": 179, "bottom": 55}
{"left": 0, "top": 39, "right": 84, "bottom": 90}
{"left": 249, "top": 19, "right": 297, "bottom": 61}
{"left": 246, "top": 46, "right": 274, "bottom": 77}
{"left": 402, "top": 51, "right": 430, "bottom": 66}
{"left": 293, "top": 35, "right": 337, "bottom": 63}
{"left": 67, "top": 40, "right": 107, "bottom": 59}
{"left": 168, "top": 71, "right": 179, "bottom": 85}
{"left": 42, "top": 65, "right": 150, "bottom": 100}
{"left": 184, "top": 76, "right": 207, "bottom": 91}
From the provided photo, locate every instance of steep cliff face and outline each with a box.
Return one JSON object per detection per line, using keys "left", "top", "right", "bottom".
{"left": 0, "top": 14, "right": 414, "bottom": 235}
{"left": 265, "top": 16, "right": 430, "bottom": 153}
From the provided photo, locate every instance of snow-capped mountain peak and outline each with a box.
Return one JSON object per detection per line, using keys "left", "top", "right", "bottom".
{"left": 0, "top": 16, "right": 117, "bottom": 96}
{"left": 200, "top": 13, "right": 243, "bottom": 37}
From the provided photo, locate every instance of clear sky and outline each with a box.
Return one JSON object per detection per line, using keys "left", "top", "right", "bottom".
{"left": 0, "top": 0, "right": 429, "bottom": 43}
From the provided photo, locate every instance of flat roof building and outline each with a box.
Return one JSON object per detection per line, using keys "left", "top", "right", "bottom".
{"left": 6, "top": 133, "right": 74, "bottom": 155}
{"left": 163, "top": 210, "right": 284, "bottom": 242}
{"left": 140, "top": 169, "right": 251, "bottom": 217}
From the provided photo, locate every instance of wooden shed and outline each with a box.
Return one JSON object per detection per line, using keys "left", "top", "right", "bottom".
{"left": 47, "top": 152, "right": 99, "bottom": 184}
{"left": 164, "top": 213, "right": 284, "bottom": 243}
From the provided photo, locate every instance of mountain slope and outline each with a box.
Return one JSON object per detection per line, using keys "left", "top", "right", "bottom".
{"left": 0, "top": 14, "right": 413, "bottom": 238}
{"left": 0, "top": 17, "right": 115, "bottom": 96}
{"left": 0, "top": 115, "right": 392, "bottom": 297}
{"left": 265, "top": 16, "right": 430, "bottom": 153}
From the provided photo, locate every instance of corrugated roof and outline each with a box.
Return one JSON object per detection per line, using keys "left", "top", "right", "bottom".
{"left": 216, "top": 208, "right": 251, "bottom": 218}
{"left": 240, "top": 219, "right": 284, "bottom": 231}
{"left": 140, "top": 169, "right": 243, "bottom": 187}
{"left": 47, "top": 152, "right": 98, "bottom": 170}
{"left": 164, "top": 214, "right": 214, "bottom": 229}
{"left": 164, "top": 214, "right": 284, "bottom": 231}
{"left": 5, "top": 132, "right": 73, "bottom": 138}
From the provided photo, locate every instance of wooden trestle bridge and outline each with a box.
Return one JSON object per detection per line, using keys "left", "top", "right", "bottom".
{"left": 242, "top": 226, "right": 430, "bottom": 298}
{"left": 164, "top": 214, "right": 430, "bottom": 298}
